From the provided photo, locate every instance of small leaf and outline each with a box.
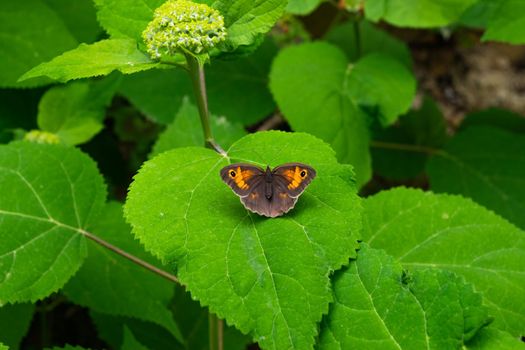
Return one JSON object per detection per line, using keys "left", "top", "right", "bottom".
{"left": 0, "top": 142, "right": 106, "bottom": 303}
{"left": 37, "top": 75, "right": 120, "bottom": 145}
{"left": 125, "top": 131, "right": 361, "bottom": 349}
{"left": 0, "top": 0, "right": 78, "bottom": 88}
{"left": 319, "top": 245, "right": 490, "bottom": 349}
{"left": 151, "top": 99, "right": 246, "bottom": 157}
{"left": 325, "top": 20, "right": 412, "bottom": 67}
{"left": 0, "top": 303, "right": 34, "bottom": 349}
{"left": 362, "top": 187, "right": 525, "bottom": 336}
{"left": 122, "top": 327, "right": 149, "bottom": 350}
{"left": 63, "top": 202, "right": 182, "bottom": 341}
{"left": 214, "top": 0, "right": 288, "bottom": 50}
{"left": 482, "top": 0, "right": 525, "bottom": 44}
{"left": 427, "top": 126, "right": 525, "bottom": 230}
{"left": 365, "top": 0, "right": 479, "bottom": 27}
{"left": 19, "top": 39, "right": 161, "bottom": 83}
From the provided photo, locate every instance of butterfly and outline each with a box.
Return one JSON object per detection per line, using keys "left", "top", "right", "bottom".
{"left": 220, "top": 163, "right": 316, "bottom": 217}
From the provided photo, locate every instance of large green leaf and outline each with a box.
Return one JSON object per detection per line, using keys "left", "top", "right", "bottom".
{"left": 19, "top": 39, "right": 160, "bottom": 83}
{"left": 44, "top": 0, "right": 101, "bottom": 43}
{"left": 125, "top": 131, "right": 361, "bottom": 349}
{"left": 63, "top": 202, "right": 182, "bottom": 341}
{"left": 151, "top": 99, "right": 246, "bottom": 157}
{"left": 364, "top": 0, "right": 478, "bottom": 28}
{"left": 0, "top": 0, "right": 78, "bottom": 88}
{"left": 362, "top": 187, "right": 525, "bottom": 337}
{"left": 482, "top": 0, "right": 525, "bottom": 44}
{"left": 37, "top": 76, "right": 120, "bottom": 145}
{"left": 0, "top": 142, "right": 106, "bottom": 303}
{"left": 214, "top": 0, "right": 288, "bottom": 50}
{"left": 94, "top": 0, "right": 164, "bottom": 42}
{"left": 0, "top": 303, "right": 34, "bottom": 349}
{"left": 120, "top": 38, "right": 277, "bottom": 125}
{"left": 325, "top": 20, "right": 412, "bottom": 67}
{"left": 319, "top": 245, "right": 489, "bottom": 349}
{"left": 427, "top": 126, "right": 525, "bottom": 230}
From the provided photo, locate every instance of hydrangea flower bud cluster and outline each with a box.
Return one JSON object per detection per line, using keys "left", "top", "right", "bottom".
{"left": 24, "top": 130, "right": 60, "bottom": 144}
{"left": 143, "top": 0, "right": 227, "bottom": 58}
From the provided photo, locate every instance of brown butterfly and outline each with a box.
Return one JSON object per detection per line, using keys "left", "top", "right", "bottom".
{"left": 220, "top": 163, "right": 316, "bottom": 217}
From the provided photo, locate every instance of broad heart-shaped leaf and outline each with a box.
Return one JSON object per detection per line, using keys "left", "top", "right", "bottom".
{"left": 325, "top": 20, "right": 412, "bottom": 68}
{"left": 346, "top": 53, "right": 416, "bottom": 126}
{"left": 213, "top": 0, "right": 287, "bottom": 50}
{"left": 62, "top": 202, "right": 182, "bottom": 342}
{"left": 286, "top": 0, "right": 322, "bottom": 15}
{"left": 0, "top": 303, "right": 34, "bottom": 349}
{"left": 466, "top": 327, "right": 525, "bottom": 349}
{"left": 361, "top": 187, "right": 525, "bottom": 337}
{"left": 0, "top": 142, "right": 106, "bottom": 304}
{"left": 364, "top": 0, "right": 478, "bottom": 28}
{"left": 318, "top": 245, "right": 490, "bottom": 349}
{"left": 125, "top": 131, "right": 362, "bottom": 350}
{"left": 119, "top": 38, "right": 277, "bottom": 125}
{"left": 482, "top": 0, "right": 525, "bottom": 44}
{"left": 19, "top": 39, "right": 161, "bottom": 83}
{"left": 427, "top": 126, "right": 525, "bottom": 230}
{"left": 94, "top": 0, "right": 164, "bottom": 42}
{"left": 0, "top": 0, "right": 78, "bottom": 88}
{"left": 38, "top": 75, "right": 120, "bottom": 145}
{"left": 151, "top": 98, "right": 246, "bottom": 157}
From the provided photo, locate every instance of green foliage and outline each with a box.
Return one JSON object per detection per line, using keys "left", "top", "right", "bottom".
{"left": 0, "top": 0, "right": 77, "bottom": 87}
{"left": 286, "top": 0, "right": 322, "bottom": 15}
{"left": 122, "top": 327, "right": 149, "bottom": 350}
{"left": 362, "top": 187, "right": 525, "bottom": 337}
{"left": 482, "top": 0, "right": 525, "bottom": 44}
{"left": 37, "top": 76, "right": 120, "bottom": 145}
{"left": 0, "top": 303, "right": 34, "bottom": 349}
{"left": 0, "top": 142, "right": 106, "bottom": 303}
{"left": 319, "top": 245, "right": 489, "bottom": 349}
{"left": 365, "top": 0, "right": 478, "bottom": 27}
{"left": 466, "top": 327, "right": 525, "bottom": 349}
{"left": 19, "top": 39, "right": 160, "bottom": 83}
{"left": 125, "top": 131, "right": 361, "bottom": 349}
{"left": 270, "top": 42, "right": 415, "bottom": 186}
{"left": 151, "top": 99, "right": 246, "bottom": 157}
{"left": 461, "top": 108, "right": 525, "bottom": 133}
{"left": 63, "top": 202, "right": 182, "bottom": 341}
{"left": 44, "top": 0, "right": 101, "bottom": 43}
{"left": 0, "top": 343, "right": 7, "bottom": 350}
{"left": 427, "top": 126, "right": 525, "bottom": 230}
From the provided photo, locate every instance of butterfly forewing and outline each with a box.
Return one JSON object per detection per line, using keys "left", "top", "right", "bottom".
{"left": 220, "top": 164, "right": 264, "bottom": 197}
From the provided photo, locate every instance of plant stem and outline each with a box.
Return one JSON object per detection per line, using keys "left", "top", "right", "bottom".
{"left": 208, "top": 313, "right": 224, "bottom": 350}
{"left": 353, "top": 18, "right": 362, "bottom": 58}
{"left": 81, "top": 229, "right": 180, "bottom": 284}
{"left": 370, "top": 140, "right": 444, "bottom": 156}
{"left": 186, "top": 54, "right": 226, "bottom": 155}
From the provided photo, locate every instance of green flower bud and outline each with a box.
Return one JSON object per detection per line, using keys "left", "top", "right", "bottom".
{"left": 24, "top": 130, "right": 60, "bottom": 144}
{"left": 142, "top": 0, "right": 227, "bottom": 58}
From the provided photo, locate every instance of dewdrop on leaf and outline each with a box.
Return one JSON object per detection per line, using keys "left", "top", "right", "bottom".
{"left": 142, "top": 0, "right": 226, "bottom": 58}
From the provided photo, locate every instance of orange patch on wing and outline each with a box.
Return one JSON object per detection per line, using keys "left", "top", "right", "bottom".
{"left": 286, "top": 166, "right": 306, "bottom": 190}
{"left": 232, "top": 166, "right": 252, "bottom": 190}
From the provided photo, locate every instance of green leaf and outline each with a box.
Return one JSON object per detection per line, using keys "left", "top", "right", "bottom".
{"left": 362, "top": 187, "right": 525, "bottom": 336}
{"left": 319, "top": 245, "right": 490, "bottom": 349}
{"left": 122, "top": 327, "right": 149, "bottom": 350}
{"left": 325, "top": 20, "right": 412, "bottom": 67}
{"left": 63, "top": 202, "right": 182, "bottom": 341}
{"left": 125, "top": 131, "right": 361, "bottom": 349}
{"left": 269, "top": 42, "right": 371, "bottom": 186}
{"left": 427, "top": 126, "right": 525, "bottom": 230}
{"left": 0, "top": 90, "right": 39, "bottom": 144}
{"left": 214, "top": 0, "right": 288, "bottom": 50}
{"left": 347, "top": 53, "right": 416, "bottom": 126}
{"left": 372, "top": 96, "right": 447, "bottom": 180}
{"left": 94, "top": 0, "right": 164, "bottom": 42}
{"left": 0, "top": 0, "right": 78, "bottom": 88}
{"left": 47, "top": 346, "right": 88, "bottom": 350}
{"left": 119, "top": 38, "right": 277, "bottom": 125}
{"left": 482, "top": 0, "right": 525, "bottom": 44}
{"left": 37, "top": 76, "right": 120, "bottom": 145}
{"left": 364, "top": 0, "right": 478, "bottom": 28}
{"left": 19, "top": 39, "right": 160, "bottom": 83}
{"left": 286, "top": 0, "right": 322, "bottom": 15}
{"left": 459, "top": 0, "right": 500, "bottom": 28}
{"left": 151, "top": 99, "right": 246, "bottom": 157}
{"left": 0, "top": 343, "right": 7, "bottom": 350}
{"left": 44, "top": 0, "right": 102, "bottom": 43}
{"left": 466, "top": 327, "right": 525, "bottom": 349}
{"left": 460, "top": 108, "right": 525, "bottom": 133}
{"left": 0, "top": 303, "right": 34, "bottom": 349}
{"left": 0, "top": 142, "right": 106, "bottom": 303}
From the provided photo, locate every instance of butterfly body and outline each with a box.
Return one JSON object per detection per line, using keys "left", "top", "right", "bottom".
{"left": 220, "top": 163, "right": 316, "bottom": 217}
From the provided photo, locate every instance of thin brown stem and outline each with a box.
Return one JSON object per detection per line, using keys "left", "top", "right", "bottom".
{"left": 370, "top": 140, "right": 444, "bottom": 156}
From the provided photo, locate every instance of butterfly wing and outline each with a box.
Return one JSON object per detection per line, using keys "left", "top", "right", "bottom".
{"left": 272, "top": 163, "right": 316, "bottom": 197}
{"left": 220, "top": 163, "right": 264, "bottom": 197}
